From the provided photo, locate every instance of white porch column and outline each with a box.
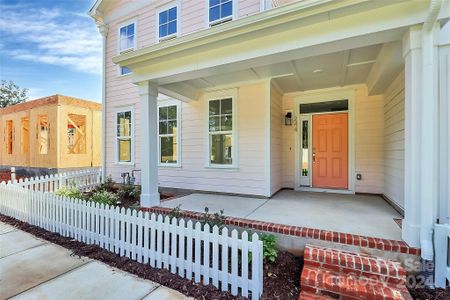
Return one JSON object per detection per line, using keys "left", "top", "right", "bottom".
{"left": 402, "top": 26, "right": 422, "bottom": 247}
{"left": 139, "top": 81, "right": 160, "bottom": 207}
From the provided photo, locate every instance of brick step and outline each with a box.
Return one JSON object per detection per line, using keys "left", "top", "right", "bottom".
{"left": 299, "top": 291, "right": 336, "bottom": 300}
{"left": 301, "top": 266, "right": 412, "bottom": 300}
{"left": 304, "top": 245, "right": 406, "bottom": 285}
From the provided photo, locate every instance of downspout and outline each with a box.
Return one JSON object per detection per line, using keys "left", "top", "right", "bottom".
{"left": 420, "top": 0, "right": 442, "bottom": 262}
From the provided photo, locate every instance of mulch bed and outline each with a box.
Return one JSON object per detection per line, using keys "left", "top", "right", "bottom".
{"left": 409, "top": 287, "right": 450, "bottom": 300}
{"left": 0, "top": 214, "right": 301, "bottom": 300}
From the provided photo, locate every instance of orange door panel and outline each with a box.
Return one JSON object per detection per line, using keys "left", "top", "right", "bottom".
{"left": 312, "top": 113, "right": 348, "bottom": 189}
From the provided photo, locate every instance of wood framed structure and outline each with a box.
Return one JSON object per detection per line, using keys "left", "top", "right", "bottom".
{"left": 0, "top": 95, "right": 102, "bottom": 174}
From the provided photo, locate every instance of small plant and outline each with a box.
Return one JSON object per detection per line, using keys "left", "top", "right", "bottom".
{"left": 55, "top": 187, "right": 84, "bottom": 200}
{"left": 90, "top": 190, "right": 119, "bottom": 206}
{"left": 97, "top": 175, "right": 115, "bottom": 192}
{"left": 201, "top": 207, "right": 226, "bottom": 230}
{"left": 260, "top": 234, "right": 278, "bottom": 263}
{"left": 117, "top": 184, "right": 140, "bottom": 199}
{"left": 168, "top": 204, "right": 182, "bottom": 219}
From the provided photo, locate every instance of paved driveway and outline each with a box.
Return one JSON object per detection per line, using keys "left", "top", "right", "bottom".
{"left": 0, "top": 222, "right": 190, "bottom": 300}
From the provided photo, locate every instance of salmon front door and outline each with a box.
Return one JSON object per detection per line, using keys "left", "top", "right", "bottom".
{"left": 312, "top": 113, "right": 348, "bottom": 189}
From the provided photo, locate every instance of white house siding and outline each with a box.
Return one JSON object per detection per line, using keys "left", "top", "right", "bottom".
{"left": 270, "top": 82, "right": 283, "bottom": 195}
{"left": 354, "top": 87, "right": 384, "bottom": 194}
{"left": 383, "top": 71, "right": 405, "bottom": 209}
{"left": 280, "top": 86, "right": 385, "bottom": 194}
{"left": 158, "top": 83, "right": 267, "bottom": 196}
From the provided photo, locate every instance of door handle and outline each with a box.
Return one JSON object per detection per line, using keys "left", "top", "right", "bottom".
{"left": 312, "top": 149, "right": 316, "bottom": 163}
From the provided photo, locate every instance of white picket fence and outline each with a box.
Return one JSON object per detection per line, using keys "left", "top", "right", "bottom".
{"left": 435, "top": 223, "right": 450, "bottom": 288}
{"left": 0, "top": 184, "right": 264, "bottom": 299}
{"left": 5, "top": 168, "right": 101, "bottom": 192}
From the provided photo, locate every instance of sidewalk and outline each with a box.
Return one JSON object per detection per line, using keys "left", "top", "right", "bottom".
{"left": 0, "top": 222, "right": 191, "bottom": 300}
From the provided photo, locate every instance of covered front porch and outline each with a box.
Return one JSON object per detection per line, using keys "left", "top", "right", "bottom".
{"left": 112, "top": 0, "right": 450, "bottom": 260}
{"left": 160, "top": 190, "right": 403, "bottom": 241}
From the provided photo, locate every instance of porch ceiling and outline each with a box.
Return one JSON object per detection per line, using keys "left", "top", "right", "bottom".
{"left": 161, "top": 41, "right": 403, "bottom": 96}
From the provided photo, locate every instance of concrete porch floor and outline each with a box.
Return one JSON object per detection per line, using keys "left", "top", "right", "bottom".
{"left": 160, "top": 190, "right": 403, "bottom": 240}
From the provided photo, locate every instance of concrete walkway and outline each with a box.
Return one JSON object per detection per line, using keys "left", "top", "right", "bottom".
{"left": 0, "top": 222, "right": 191, "bottom": 300}
{"left": 161, "top": 190, "right": 403, "bottom": 240}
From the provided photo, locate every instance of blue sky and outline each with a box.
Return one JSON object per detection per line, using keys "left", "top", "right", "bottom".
{"left": 0, "top": 0, "right": 102, "bottom": 102}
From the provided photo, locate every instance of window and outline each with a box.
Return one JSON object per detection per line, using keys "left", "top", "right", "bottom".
{"left": 38, "top": 115, "right": 49, "bottom": 155}
{"left": 6, "top": 120, "right": 13, "bottom": 154}
{"left": 116, "top": 109, "right": 133, "bottom": 163}
{"left": 158, "top": 104, "right": 179, "bottom": 165}
{"left": 209, "top": 0, "right": 233, "bottom": 24}
{"left": 21, "top": 117, "right": 29, "bottom": 155}
{"left": 67, "top": 114, "right": 86, "bottom": 154}
{"left": 119, "top": 22, "right": 135, "bottom": 52}
{"left": 158, "top": 6, "right": 177, "bottom": 40}
{"left": 208, "top": 98, "right": 233, "bottom": 165}
{"left": 120, "top": 66, "right": 132, "bottom": 76}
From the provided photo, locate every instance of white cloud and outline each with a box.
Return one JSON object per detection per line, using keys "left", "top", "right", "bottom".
{"left": 0, "top": 4, "right": 102, "bottom": 75}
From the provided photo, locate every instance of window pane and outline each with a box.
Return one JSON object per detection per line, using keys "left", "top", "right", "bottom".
{"left": 159, "top": 25, "right": 166, "bottom": 38}
{"left": 160, "top": 136, "right": 177, "bottom": 163}
{"left": 120, "top": 66, "right": 131, "bottom": 75}
{"left": 210, "top": 0, "right": 220, "bottom": 6}
{"left": 167, "top": 105, "right": 177, "bottom": 119}
{"left": 120, "top": 26, "right": 127, "bottom": 39}
{"left": 209, "top": 116, "right": 220, "bottom": 132}
{"left": 168, "top": 21, "right": 177, "bottom": 35}
{"left": 167, "top": 120, "right": 177, "bottom": 134}
{"left": 127, "top": 36, "right": 134, "bottom": 48}
{"left": 159, "top": 106, "right": 168, "bottom": 120}
{"left": 168, "top": 7, "right": 177, "bottom": 21}
{"left": 222, "top": 1, "right": 232, "bottom": 18}
{"left": 209, "top": 100, "right": 220, "bottom": 115}
{"left": 159, "top": 11, "right": 167, "bottom": 24}
{"left": 210, "top": 134, "right": 232, "bottom": 164}
{"left": 120, "top": 39, "right": 127, "bottom": 50}
{"left": 221, "top": 115, "right": 232, "bottom": 131}
{"left": 209, "top": 6, "right": 220, "bottom": 22}
{"left": 127, "top": 24, "right": 134, "bottom": 36}
{"left": 221, "top": 98, "right": 232, "bottom": 114}
{"left": 159, "top": 121, "right": 168, "bottom": 134}
{"left": 119, "top": 139, "right": 131, "bottom": 162}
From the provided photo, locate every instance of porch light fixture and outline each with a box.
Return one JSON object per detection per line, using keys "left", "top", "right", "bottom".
{"left": 285, "top": 112, "right": 293, "bottom": 126}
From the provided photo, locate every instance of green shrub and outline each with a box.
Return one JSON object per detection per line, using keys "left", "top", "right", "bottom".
{"left": 260, "top": 234, "right": 278, "bottom": 263}
{"left": 168, "top": 204, "right": 182, "bottom": 219}
{"left": 90, "top": 190, "right": 119, "bottom": 206}
{"left": 201, "top": 207, "right": 226, "bottom": 230}
{"left": 55, "top": 187, "right": 84, "bottom": 200}
{"left": 117, "top": 184, "right": 141, "bottom": 199}
{"left": 97, "top": 175, "right": 115, "bottom": 192}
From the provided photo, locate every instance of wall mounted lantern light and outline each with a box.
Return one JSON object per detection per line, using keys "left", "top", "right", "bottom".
{"left": 284, "top": 111, "right": 293, "bottom": 126}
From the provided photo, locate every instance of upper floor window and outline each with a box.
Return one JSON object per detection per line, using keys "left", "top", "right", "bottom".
{"left": 158, "top": 6, "right": 177, "bottom": 40}
{"left": 119, "top": 22, "right": 135, "bottom": 52}
{"left": 209, "top": 0, "right": 233, "bottom": 25}
{"left": 120, "top": 66, "right": 132, "bottom": 76}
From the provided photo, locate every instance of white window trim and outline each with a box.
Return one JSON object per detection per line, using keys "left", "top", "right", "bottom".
{"left": 155, "top": 1, "right": 181, "bottom": 43}
{"left": 206, "top": 0, "right": 238, "bottom": 27}
{"left": 114, "top": 106, "right": 135, "bottom": 165}
{"left": 157, "top": 100, "right": 182, "bottom": 167}
{"left": 118, "top": 66, "right": 132, "bottom": 77}
{"left": 204, "top": 88, "right": 238, "bottom": 169}
{"left": 117, "top": 19, "right": 137, "bottom": 54}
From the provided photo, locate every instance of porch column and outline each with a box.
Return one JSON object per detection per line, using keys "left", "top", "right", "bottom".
{"left": 139, "top": 81, "right": 160, "bottom": 207}
{"left": 402, "top": 26, "right": 422, "bottom": 247}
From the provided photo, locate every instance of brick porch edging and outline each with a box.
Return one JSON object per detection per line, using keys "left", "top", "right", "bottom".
{"left": 141, "top": 206, "right": 420, "bottom": 256}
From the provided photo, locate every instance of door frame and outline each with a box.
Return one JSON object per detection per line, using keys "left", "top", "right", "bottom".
{"left": 293, "top": 87, "right": 356, "bottom": 194}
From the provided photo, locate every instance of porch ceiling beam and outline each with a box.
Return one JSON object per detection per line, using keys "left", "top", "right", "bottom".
{"left": 159, "top": 82, "right": 199, "bottom": 102}
{"left": 289, "top": 61, "right": 303, "bottom": 91}
{"left": 340, "top": 50, "right": 351, "bottom": 87}
{"left": 366, "top": 41, "right": 403, "bottom": 95}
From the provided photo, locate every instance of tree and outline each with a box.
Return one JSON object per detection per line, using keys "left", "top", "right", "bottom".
{"left": 0, "top": 80, "right": 29, "bottom": 108}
